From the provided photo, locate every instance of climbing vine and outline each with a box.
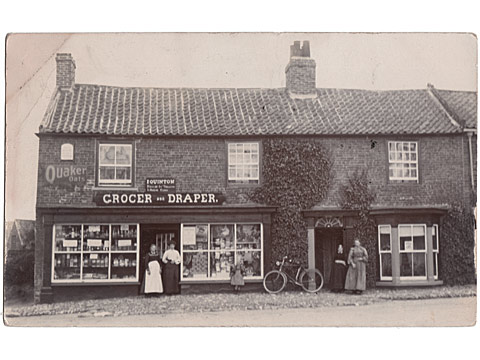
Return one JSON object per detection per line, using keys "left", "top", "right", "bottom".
{"left": 249, "top": 138, "right": 332, "bottom": 266}
{"left": 439, "top": 204, "right": 476, "bottom": 285}
{"left": 340, "top": 169, "right": 377, "bottom": 289}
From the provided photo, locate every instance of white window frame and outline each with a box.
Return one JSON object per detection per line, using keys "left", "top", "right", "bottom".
{"left": 98, "top": 143, "right": 133, "bottom": 186}
{"left": 388, "top": 141, "right": 419, "bottom": 182}
{"left": 398, "top": 224, "right": 427, "bottom": 280}
{"left": 180, "top": 222, "right": 264, "bottom": 281}
{"left": 378, "top": 225, "right": 392, "bottom": 280}
{"left": 432, "top": 224, "right": 439, "bottom": 280}
{"left": 227, "top": 142, "right": 260, "bottom": 183}
{"left": 51, "top": 223, "right": 140, "bottom": 284}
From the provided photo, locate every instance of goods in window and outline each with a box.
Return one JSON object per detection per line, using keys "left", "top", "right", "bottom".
{"left": 112, "top": 224, "right": 137, "bottom": 250}
{"left": 236, "top": 250, "right": 261, "bottom": 277}
{"left": 183, "top": 252, "right": 207, "bottom": 278}
{"left": 236, "top": 224, "right": 261, "bottom": 249}
{"left": 55, "top": 225, "right": 82, "bottom": 251}
{"left": 210, "top": 225, "right": 234, "bottom": 250}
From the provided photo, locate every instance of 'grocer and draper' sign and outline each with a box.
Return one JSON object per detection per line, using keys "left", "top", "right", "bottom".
{"left": 94, "top": 192, "right": 226, "bottom": 206}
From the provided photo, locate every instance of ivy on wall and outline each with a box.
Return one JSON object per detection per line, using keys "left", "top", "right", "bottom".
{"left": 249, "top": 138, "right": 332, "bottom": 266}
{"left": 440, "top": 204, "right": 476, "bottom": 285}
{"left": 340, "top": 169, "right": 377, "bottom": 289}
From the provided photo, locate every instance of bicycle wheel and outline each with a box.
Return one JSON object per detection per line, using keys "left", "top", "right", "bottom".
{"left": 299, "top": 269, "right": 324, "bottom": 293}
{"left": 263, "top": 270, "right": 287, "bottom": 294}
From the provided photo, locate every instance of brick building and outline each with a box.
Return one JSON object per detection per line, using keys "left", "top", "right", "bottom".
{"left": 34, "top": 42, "right": 477, "bottom": 303}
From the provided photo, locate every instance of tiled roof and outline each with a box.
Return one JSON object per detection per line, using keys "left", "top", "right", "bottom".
{"left": 39, "top": 84, "right": 475, "bottom": 136}
{"left": 435, "top": 89, "right": 477, "bottom": 129}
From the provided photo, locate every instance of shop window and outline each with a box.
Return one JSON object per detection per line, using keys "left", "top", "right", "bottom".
{"left": 388, "top": 141, "right": 418, "bottom": 182}
{"left": 432, "top": 224, "right": 439, "bottom": 280}
{"left": 227, "top": 142, "right": 260, "bottom": 184}
{"left": 398, "top": 224, "right": 426, "bottom": 279}
{"left": 378, "top": 225, "right": 392, "bottom": 280}
{"left": 181, "top": 223, "right": 263, "bottom": 281}
{"left": 52, "top": 223, "right": 139, "bottom": 283}
{"left": 98, "top": 143, "right": 133, "bottom": 186}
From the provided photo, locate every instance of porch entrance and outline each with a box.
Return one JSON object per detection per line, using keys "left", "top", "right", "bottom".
{"left": 140, "top": 224, "right": 180, "bottom": 291}
{"left": 315, "top": 228, "right": 344, "bottom": 288}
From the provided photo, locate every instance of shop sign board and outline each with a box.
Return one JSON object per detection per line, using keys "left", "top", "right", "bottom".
{"left": 94, "top": 192, "right": 226, "bottom": 206}
{"left": 145, "top": 178, "right": 176, "bottom": 193}
{"left": 44, "top": 164, "right": 87, "bottom": 189}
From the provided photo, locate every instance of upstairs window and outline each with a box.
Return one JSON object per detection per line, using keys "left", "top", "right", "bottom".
{"left": 388, "top": 141, "right": 418, "bottom": 182}
{"left": 60, "top": 143, "right": 74, "bottom": 161}
{"left": 98, "top": 143, "right": 133, "bottom": 186}
{"left": 227, "top": 142, "right": 260, "bottom": 184}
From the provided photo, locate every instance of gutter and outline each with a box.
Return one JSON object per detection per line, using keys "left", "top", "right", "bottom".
{"left": 466, "top": 130, "right": 475, "bottom": 191}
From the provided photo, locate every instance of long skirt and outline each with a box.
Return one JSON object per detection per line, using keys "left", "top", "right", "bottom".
{"left": 231, "top": 271, "right": 245, "bottom": 286}
{"left": 330, "top": 263, "right": 347, "bottom": 290}
{"left": 344, "top": 261, "right": 366, "bottom": 291}
{"left": 163, "top": 262, "right": 180, "bottom": 294}
{"left": 144, "top": 261, "right": 163, "bottom": 294}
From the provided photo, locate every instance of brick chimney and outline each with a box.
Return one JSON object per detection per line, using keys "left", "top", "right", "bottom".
{"left": 56, "top": 53, "right": 75, "bottom": 89}
{"left": 285, "top": 41, "right": 316, "bottom": 98}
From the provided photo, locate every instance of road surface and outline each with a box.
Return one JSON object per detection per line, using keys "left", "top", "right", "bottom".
{"left": 5, "top": 296, "right": 476, "bottom": 327}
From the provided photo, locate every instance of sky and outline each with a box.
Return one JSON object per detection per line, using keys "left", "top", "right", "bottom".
{"left": 5, "top": 33, "right": 478, "bottom": 221}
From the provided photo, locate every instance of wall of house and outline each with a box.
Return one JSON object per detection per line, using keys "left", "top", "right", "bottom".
{"left": 36, "top": 133, "right": 473, "bottom": 209}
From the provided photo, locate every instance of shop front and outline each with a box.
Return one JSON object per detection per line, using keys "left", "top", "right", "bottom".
{"left": 36, "top": 205, "right": 274, "bottom": 303}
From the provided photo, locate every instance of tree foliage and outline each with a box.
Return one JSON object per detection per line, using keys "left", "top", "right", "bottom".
{"left": 250, "top": 138, "right": 332, "bottom": 266}
{"left": 4, "top": 250, "right": 35, "bottom": 286}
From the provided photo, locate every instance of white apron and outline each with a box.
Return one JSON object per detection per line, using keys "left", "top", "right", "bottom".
{"left": 145, "top": 260, "right": 163, "bottom": 293}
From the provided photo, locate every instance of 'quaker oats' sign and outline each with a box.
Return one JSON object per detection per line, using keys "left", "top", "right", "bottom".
{"left": 145, "top": 178, "right": 176, "bottom": 193}
{"left": 94, "top": 192, "right": 226, "bottom": 206}
{"left": 44, "top": 164, "right": 87, "bottom": 188}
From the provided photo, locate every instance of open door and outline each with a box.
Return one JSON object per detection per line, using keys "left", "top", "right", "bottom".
{"left": 315, "top": 228, "right": 344, "bottom": 288}
{"left": 140, "top": 224, "right": 180, "bottom": 290}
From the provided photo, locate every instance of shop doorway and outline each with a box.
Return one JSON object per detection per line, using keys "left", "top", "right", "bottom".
{"left": 140, "top": 224, "right": 180, "bottom": 289}
{"left": 315, "top": 228, "right": 344, "bottom": 288}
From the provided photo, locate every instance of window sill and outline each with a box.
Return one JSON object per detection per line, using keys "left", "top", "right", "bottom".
{"left": 52, "top": 281, "right": 140, "bottom": 286}
{"left": 376, "top": 280, "right": 443, "bottom": 287}
{"left": 180, "top": 278, "right": 263, "bottom": 284}
{"left": 227, "top": 182, "right": 260, "bottom": 189}
{"left": 92, "top": 187, "right": 139, "bottom": 191}
{"left": 387, "top": 180, "right": 419, "bottom": 185}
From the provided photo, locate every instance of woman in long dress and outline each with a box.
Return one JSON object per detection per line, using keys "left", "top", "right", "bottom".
{"left": 143, "top": 244, "right": 163, "bottom": 296}
{"left": 330, "top": 244, "right": 347, "bottom": 292}
{"left": 162, "top": 241, "right": 181, "bottom": 294}
{"left": 344, "top": 239, "right": 368, "bottom": 294}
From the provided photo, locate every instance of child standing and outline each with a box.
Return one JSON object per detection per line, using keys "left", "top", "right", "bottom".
{"left": 230, "top": 263, "right": 245, "bottom": 292}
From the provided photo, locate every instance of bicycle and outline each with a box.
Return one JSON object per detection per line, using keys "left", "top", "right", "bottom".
{"left": 263, "top": 256, "right": 324, "bottom": 294}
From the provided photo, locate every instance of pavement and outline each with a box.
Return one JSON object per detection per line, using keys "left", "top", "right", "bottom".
{"left": 5, "top": 296, "right": 477, "bottom": 327}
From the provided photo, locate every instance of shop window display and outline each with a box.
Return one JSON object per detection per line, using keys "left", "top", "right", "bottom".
{"left": 52, "top": 223, "right": 139, "bottom": 283}
{"left": 181, "top": 223, "right": 263, "bottom": 281}
{"left": 53, "top": 225, "right": 82, "bottom": 280}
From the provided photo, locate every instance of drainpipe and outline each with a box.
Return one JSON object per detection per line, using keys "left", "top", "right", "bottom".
{"left": 467, "top": 131, "right": 475, "bottom": 191}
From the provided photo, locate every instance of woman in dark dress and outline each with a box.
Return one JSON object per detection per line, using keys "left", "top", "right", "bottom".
{"left": 344, "top": 239, "right": 368, "bottom": 294}
{"left": 330, "top": 244, "right": 347, "bottom": 292}
{"left": 162, "top": 241, "right": 181, "bottom": 294}
{"left": 141, "top": 244, "right": 163, "bottom": 296}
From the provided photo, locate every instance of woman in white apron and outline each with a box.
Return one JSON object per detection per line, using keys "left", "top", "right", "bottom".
{"left": 142, "top": 244, "right": 163, "bottom": 295}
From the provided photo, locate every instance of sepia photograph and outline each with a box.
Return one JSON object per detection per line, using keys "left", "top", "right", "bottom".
{"left": 4, "top": 32, "right": 477, "bottom": 328}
